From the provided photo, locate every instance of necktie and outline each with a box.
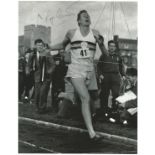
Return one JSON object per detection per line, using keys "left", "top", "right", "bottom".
{"left": 40, "top": 56, "right": 46, "bottom": 82}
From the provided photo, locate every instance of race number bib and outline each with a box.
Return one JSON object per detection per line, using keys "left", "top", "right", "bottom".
{"left": 78, "top": 42, "right": 92, "bottom": 58}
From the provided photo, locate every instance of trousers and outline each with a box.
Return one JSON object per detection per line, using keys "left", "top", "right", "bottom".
{"left": 34, "top": 80, "right": 50, "bottom": 112}
{"left": 100, "top": 73, "right": 121, "bottom": 112}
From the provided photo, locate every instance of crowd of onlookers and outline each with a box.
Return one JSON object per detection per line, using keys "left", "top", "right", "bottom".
{"left": 19, "top": 38, "right": 137, "bottom": 127}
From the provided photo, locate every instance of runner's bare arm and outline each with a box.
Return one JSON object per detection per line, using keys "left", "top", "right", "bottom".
{"left": 50, "top": 30, "right": 71, "bottom": 50}
{"left": 92, "top": 29, "right": 108, "bottom": 56}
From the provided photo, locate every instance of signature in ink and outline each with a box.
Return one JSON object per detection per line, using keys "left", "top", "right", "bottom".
{"left": 38, "top": 1, "right": 80, "bottom": 26}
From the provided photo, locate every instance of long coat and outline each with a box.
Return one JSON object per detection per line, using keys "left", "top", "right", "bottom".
{"left": 27, "top": 49, "right": 56, "bottom": 83}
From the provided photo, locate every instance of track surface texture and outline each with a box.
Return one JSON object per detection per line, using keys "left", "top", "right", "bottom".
{"left": 19, "top": 121, "right": 137, "bottom": 153}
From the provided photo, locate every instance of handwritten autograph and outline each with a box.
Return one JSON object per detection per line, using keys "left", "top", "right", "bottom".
{"left": 37, "top": 1, "right": 80, "bottom": 26}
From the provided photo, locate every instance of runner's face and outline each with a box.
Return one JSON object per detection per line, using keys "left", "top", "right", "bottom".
{"left": 78, "top": 12, "right": 91, "bottom": 26}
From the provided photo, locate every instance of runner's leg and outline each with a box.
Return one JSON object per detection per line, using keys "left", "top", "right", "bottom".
{"left": 71, "top": 78, "right": 96, "bottom": 138}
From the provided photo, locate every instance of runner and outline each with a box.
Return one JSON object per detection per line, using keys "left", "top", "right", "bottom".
{"left": 50, "top": 10, "right": 107, "bottom": 141}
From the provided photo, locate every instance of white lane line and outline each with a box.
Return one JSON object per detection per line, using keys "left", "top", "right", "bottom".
{"left": 19, "top": 140, "right": 59, "bottom": 153}
{"left": 19, "top": 116, "right": 137, "bottom": 146}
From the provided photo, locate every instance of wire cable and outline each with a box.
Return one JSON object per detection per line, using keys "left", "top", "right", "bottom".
{"left": 93, "top": 2, "right": 107, "bottom": 28}
{"left": 108, "top": 2, "right": 113, "bottom": 41}
{"left": 112, "top": 2, "right": 116, "bottom": 36}
{"left": 120, "top": 2, "right": 132, "bottom": 39}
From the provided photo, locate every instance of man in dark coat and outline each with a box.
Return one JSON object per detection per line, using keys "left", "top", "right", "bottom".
{"left": 27, "top": 39, "right": 55, "bottom": 114}
{"left": 23, "top": 49, "right": 34, "bottom": 102}
{"left": 18, "top": 55, "right": 25, "bottom": 101}
{"left": 51, "top": 50, "right": 68, "bottom": 112}
{"left": 97, "top": 40, "right": 126, "bottom": 119}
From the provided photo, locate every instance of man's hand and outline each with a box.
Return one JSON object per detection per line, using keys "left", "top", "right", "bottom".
{"left": 122, "top": 76, "right": 126, "bottom": 81}
{"left": 100, "top": 74, "right": 104, "bottom": 80}
{"left": 99, "top": 74, "right": 104, "bottom": 83}
{"left": 25, "top": 67, "right": 30, "bottom": 76}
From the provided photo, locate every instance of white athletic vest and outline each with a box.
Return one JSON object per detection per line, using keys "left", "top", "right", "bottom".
{"left": 70, "top": 28, "right": 96, "bottom": 70}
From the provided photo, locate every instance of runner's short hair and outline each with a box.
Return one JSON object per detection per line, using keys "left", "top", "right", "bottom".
{"left": 77, "top": 10, "right": 88, "bottom": 22}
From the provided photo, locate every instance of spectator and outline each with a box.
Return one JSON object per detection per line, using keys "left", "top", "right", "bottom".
{"left": 27, "top": 39, "right": 55, "bottom": 114}
{"left": 51, "top": 50, "right": 68, "bottom": 112}
{"left": 18, "top": 55, "right": 25, "bottom": 101}
{"left": 117, "top": 67, "right": 137, "bottom": 126}
{"left": 97, "top": 40, "right": 126, "bottom": 122}
{"left": 24, "top": 49, "right": 34, "bottom": 102}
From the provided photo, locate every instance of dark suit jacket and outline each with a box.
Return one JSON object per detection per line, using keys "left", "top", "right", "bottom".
{"left": 27, "top": 49, "right": 56, "bottom": 83}
{"left": 97, "top": 53, "right": 126, "bottom": 76}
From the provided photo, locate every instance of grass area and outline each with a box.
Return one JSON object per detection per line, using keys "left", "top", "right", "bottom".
{"left": 19, "top": 103, "right": 137, "bottom": 139}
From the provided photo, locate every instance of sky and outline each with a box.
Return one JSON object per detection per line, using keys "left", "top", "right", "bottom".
{"left": 19, "top": 1, "right": 137, "bottom": 58}
{"left": 19, "top": 1, "right": 137, "bottom": 40}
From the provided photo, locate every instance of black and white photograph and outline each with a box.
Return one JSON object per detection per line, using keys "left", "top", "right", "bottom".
{"left": 18, "top": 0, "right": 138, "bottom": 153}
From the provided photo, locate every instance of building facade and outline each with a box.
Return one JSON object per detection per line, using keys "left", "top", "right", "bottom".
{"left": 18, "top": 35, "right": 25, "bottom": 57}
{"left": 24, "top": 25, "right": 51, "bottom": 48}
{"left": 19, "top": 24, "right": 51, "bottom": 56}
{"left": 114, "top": 35, "right": 137, "bottom": 68}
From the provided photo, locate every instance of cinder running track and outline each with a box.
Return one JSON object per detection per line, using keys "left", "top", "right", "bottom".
{"left": 19, "top": 121, "right": 137, "bottom": 153}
